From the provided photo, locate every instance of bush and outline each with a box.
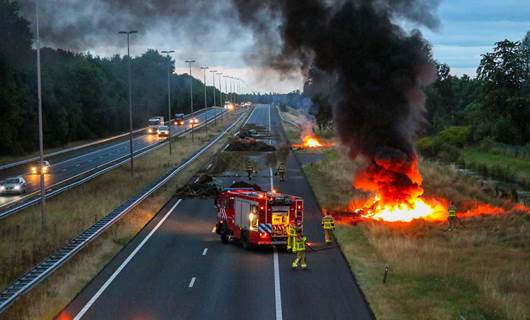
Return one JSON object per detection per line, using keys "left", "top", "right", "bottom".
{"left": 438, "top": 126, "right": 471, "bottom": 147}
{"left": 417, "top": 136, "right": 439, "bottom": 157}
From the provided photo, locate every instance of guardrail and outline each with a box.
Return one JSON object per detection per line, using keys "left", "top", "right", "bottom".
{"left": 0, "top": 109, "right": 248, "bottom": 314}
{"left": 0, "top": 108, "right": 216, "bottom": 171}
{"left": 0, "top": 109, "right": 226, "bottom": 220}
{"left": 276, "top": 107, "right": 300, "bottom": 128}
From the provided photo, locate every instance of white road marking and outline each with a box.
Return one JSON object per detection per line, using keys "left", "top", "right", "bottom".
{"left": 268, "top": 132, "right": 282, "bottom": 320}
{"left": 206, "top": 163, "right": 213, "bottom": 170}
{"left": 194, "top": 177, "right": 200, "bottom": 183}
{"left": 73, "top": 199, "right": 182, "bottom": 320}
{"left": 211, "top": 226, "right": 216, "bottom": 233}
{"left": 188, "top": 277, "right": 196, "bottom": 288}
{"left": 269, "top": 168, "right": 274, "bottom": 192}
{"left": 273, "top": 247, "right": 283, "bottom": 320}
{"left": 202, "top": 248, "right": 208, "bottom": 256}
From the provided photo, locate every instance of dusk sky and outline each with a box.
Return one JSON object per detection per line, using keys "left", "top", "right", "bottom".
{"left": 25, "top": 0, "right": 530, "bottom": 94}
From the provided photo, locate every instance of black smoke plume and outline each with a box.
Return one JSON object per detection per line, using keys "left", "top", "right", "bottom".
{"left": 19, "top": 0, "right": 439, "bottom": 200}
{"left": 231, "top": 0, "right": 439, "bottom": 202}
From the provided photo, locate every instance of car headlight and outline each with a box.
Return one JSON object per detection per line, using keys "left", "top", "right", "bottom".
{"left": 148, "top": 128, "right": 152, "bottom": 133}
{"left": 0, "top": 186, "right": 5, "bottom": 191}
{"left": 31, "top": 167, "right": 37, "bottom": 172}
{"left": 14, "top": 185, "right": 20, "bottom": 190}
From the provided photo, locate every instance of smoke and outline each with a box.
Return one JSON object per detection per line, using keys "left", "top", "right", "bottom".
{"left": 230, "top": 0, "right": 439, "bottom": 202}
{"left": 19, "top": 0, "right": 439, "bottom": 200}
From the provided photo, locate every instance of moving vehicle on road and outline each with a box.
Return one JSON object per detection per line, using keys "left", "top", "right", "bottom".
{"left": 30, "top": 160, "right": 51, "bottom": 175}
{"left": 215, "top": 188, "right": 304, "bottom": 249}
{"left": 174, "top": 113, "right": 185, "bottom": 126}
{"left": 148, "top": 116, "right": 164, "bottom": 134}
{"left": 157, "top": 125, "right": 170, "bottom": 137}
{"left": 0, "top": 176, "right": 27, "bottom": 195}
{"left": 224, "top": 101, "right": 234, "bottom": 110}
{"left": 189, "top": 117, "right": 199, "bottom": 127}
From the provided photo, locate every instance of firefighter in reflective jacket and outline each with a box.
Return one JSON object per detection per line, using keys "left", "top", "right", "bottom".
{"left": 291, "top": 231, "right": 308, "bottom": 270}
{"left": 448, "top": 201, "right": 458, "bottom": 231}
{"left": 321, "top": 210, "right": 335, "bottom": 245}
{"left": 246, "top": 161, "right": 254, "bottom": 180}
{"left": 276, "top": 162, "right": 286, "bottom": 182}
{"left": 286, "top": 222, "right": 296, "bottom": 252}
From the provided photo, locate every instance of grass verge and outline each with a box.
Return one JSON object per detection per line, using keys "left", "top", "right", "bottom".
{"left": 0, "top": 110, "right": 246, "bottom": 319}
{"left": 278, "top": 111, "right": 530, "bottom": 320}
{"left": 460, "top": 148, "right": 530, "bottom": 188}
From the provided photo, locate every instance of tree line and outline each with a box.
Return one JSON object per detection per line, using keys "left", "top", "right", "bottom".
{"left": 302, "top": 31, "right": 530, "bottom": 155}
{"left": 0, "top": 0, "right": 222, "bottom": 156}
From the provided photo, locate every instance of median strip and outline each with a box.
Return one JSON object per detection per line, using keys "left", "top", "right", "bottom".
{"left": 0, "top": 109, "right": 250, "bottom": 317}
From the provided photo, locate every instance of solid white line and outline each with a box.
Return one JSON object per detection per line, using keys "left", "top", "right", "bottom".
{"left": 268, "top": 104, "right": 272, "bottom": 145}
{"left": 73, "top": 199, "right": 182, "bottom": 320}
{"left": 206, "top": 163, "right": 213, "bottom": 170}
{"left": 269, "top": 104, "right": 282, "bottom": 320}
{"left": 188, "top": 277, "right": 196, "bottom": 288}
{"left": 269, "top": 167, "right": 274, "bottom": 192}
{"left": 273, "top": 247, "right": 283, "bottom": 320}
{"left": 202, "top": 248, "right": 208, "bottom": 256}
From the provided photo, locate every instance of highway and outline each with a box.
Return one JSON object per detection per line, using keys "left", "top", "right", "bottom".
{"left": 61, "top": 105, "right": 372, "bottom": 320}
{"left": 0, "top": 108, "right": 223, "bottom": 217}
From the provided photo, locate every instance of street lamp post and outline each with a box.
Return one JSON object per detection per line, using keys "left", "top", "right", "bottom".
{"left": 210, "top": 70, "right": 217, "bottom": 125}
{"left": 35, "top": 2, "right": 46, "bottom": 229}
{"left": 119, "top": 30, "right": 138, "bottom": 177}
{"left": 185, "top": 60, "right": 195, "bottom": 114}
{"left": 161, "top": 50, "right": 175, "bottom": 156}
{"left": 217, "top": 72, "right": 223, "bottom": 108}
{"left": 200, "top": 66, "right": 209, "bottom": 132}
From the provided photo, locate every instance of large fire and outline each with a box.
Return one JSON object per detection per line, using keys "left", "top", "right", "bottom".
{"left": 355, "top": 195, "right": 446, "bottom": 222}
{"left": 349, "top": 155, "right": 529, "bottom": 223}
{"left": 352, "top": 156, "right": 448, "bottom": 223}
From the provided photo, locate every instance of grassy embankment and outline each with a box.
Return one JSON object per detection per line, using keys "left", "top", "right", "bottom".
{"left": 280, "top": 111, "right": 530, "bottom": 320}
{"left": 0, "top": 110, "right": 246, "bottom": 320}
{"left": 460, "top": 147, "right": 530, "bottom": 189}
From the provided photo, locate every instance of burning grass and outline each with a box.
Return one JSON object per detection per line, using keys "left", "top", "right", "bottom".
{"left": 303, "top": 147, "right": 530, "bottom": 320}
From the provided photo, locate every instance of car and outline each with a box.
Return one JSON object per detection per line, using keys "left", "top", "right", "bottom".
{"left": 157, "top": 125, "right": 170, "bottom": 137}
{"left": 0, "top": 176, "right": 27, "bottom": 195}
{"left": 30, "top": 160, "right": 51, "bottom": 174}
{"left": 174, "top": 113, "right": 185, "bottom": 126}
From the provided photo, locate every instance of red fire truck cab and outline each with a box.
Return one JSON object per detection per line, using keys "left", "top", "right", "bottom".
{"left": 216, "top": 188, "right": 304, "bottom": 248}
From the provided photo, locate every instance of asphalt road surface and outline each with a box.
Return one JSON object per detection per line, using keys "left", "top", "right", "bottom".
{"left": 61, "top": 104, "right": 372, "bottom": 320}
{"left": 0, "top": 108, "right": 222, "bottom": 212}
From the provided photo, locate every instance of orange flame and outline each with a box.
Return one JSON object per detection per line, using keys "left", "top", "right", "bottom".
{"left": 303, "top": 136, "right": 323, "bottom": 148}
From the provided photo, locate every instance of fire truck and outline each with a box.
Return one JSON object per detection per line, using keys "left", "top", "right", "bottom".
{"left": 215, "top": 188, "right": 304, "bottom": 249}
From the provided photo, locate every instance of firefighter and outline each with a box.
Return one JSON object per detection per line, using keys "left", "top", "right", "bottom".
{"left": 246, "top": 161, "right": 254, "bottom": 180}
{"left": 447, "top": 201, "right": 458, "bottom": 231}
{"left": 286, "top": 222, "right": 296, "bottom": 252}
{"left": 321, "top": 210, "right": 335, "bottom": 245}
{"left": 291, "top": 231, "right": 308, "bottom": 270}
{"left": 276, "top": 162, "right": 286, "bottom": 182}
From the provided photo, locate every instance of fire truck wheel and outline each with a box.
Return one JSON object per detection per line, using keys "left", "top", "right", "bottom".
{"left": 220, "top": 231, "right": 229, "bottom": 244}
{"left": 241, "top": 231, "right": 250, "bottom": 250}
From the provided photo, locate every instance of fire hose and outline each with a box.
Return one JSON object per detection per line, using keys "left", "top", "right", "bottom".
{"left": 306, "top": 243, "right": 340, "bottom": 251}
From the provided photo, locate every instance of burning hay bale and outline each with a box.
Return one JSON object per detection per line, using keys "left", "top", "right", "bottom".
{"left": 238, "top": 124, "right": 269, "bottom": 138}
{"left": 176, "top": 175, "right": 222, "bottom": 198}
{"left": 225, "top": 136, "right": 276, "bottom": 152}
{"left": 229, "top": 181, "right": 263, "bottom": 191}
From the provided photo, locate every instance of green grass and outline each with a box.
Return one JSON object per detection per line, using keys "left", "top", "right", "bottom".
{"left": 460, "top": 148, "right": 530, "bottom": 188}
